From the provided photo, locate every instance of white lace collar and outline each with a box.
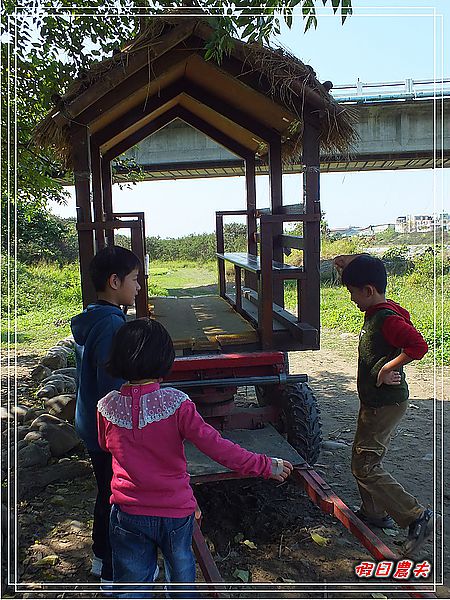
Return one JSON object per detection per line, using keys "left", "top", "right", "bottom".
{"left": 98, "top": 387, "right": 188, "bottom": 429}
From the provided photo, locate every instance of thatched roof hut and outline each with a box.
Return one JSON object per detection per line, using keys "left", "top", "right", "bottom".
{"left": 34, "top": 16, "right": 357, "bottom": 169}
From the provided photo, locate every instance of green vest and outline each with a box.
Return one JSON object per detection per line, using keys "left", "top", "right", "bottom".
{"left": 357, "top": 309, "right": 409, "bottom": 407}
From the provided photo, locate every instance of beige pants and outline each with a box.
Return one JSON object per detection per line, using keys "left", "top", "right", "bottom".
{"left": 351, "top": 402, "right": 424, "bottom": 529}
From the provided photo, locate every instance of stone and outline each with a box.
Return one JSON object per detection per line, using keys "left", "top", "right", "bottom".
{"left": 0, "top": 404, "right": 30, "bottom": 425}
{"left": 322, "top": 440, "right": 348, "bottom": 450}
{"left": 37, "top": 376, "right": 76, "bottom": 398}
{"left": 40, "top": 349, "right": 68, "bottom": 370}
{"left": 52, "top": 368, "right": 77, "bottom": 379}
{"left": 44, "top": 395, "right": 76, "bottom": 422}
{"left": 23, "top": 431, "right": 42, "bottom": 444}
{"left": 23, "top": 408, "right": 47, "bottom": 425}
{"left": 28, "top": 414, "right": 80, "bottom": 457}
{"left": 17, "top": 425, "right": 30, "bottom": 441}
{"left": 18, "top": 440, "right": 51, "bottom": 468}
{"left": 56, "top": 338, "right": 75, "bottom": 349}
{"left": 31, "top": 365, "right": 52, "bottom": 383}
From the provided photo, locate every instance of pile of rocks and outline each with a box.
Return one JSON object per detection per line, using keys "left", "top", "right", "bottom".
{"left": 1, "top": 338, "right": 82, "bottom": 476}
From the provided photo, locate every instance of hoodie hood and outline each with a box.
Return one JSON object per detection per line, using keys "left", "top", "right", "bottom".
{"left": 366, "top": 299, "right": 411, "bottom": 323}
{"left": 71, "top": 303, "right": 125, "bottom": 346}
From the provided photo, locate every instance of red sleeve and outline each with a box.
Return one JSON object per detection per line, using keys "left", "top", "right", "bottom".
{"left": 178, "top": 399, "right": 272, "bottom": 479}
{"left": 97, "top": 412, "right": 108, "bottom": 452}
{"left": 382, "top": 315, "right": 428, "bottom": 360}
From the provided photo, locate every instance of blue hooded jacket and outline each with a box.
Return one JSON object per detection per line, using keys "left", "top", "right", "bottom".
{"left": 71, "top": 303, "right": 126, "bottom": 452}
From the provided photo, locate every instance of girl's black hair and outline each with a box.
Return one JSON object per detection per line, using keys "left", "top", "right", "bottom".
{"left": 341, "top": 254, "right": 387, "bottom": 294}
{"left": 107, "top": 318, "right": 175, "bottom": 381}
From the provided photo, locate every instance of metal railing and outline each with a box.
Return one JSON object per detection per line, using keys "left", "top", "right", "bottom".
{"left": 331, "top": 77, "right": 450, "bottom": 103}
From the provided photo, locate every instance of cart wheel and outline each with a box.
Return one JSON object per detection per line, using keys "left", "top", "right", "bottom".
{"left": 255, "top": 384, "right": 279, "bottom": 406}
{"left": 281, "top": 382, "right": 322, "bottom": 465}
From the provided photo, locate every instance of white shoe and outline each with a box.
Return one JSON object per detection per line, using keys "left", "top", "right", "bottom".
{"left": 100, "top": 578, "right": 114, "bottom": 596}
{"left": 91, "top": 555, "right": 103, "bottom": 578}
{"left": 153, "top": 564, "right": 160, "bottom": 581}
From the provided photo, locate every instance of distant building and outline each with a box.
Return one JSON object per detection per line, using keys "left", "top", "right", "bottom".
{"left": 329, "top": 224, "right": 393, "bottom": 238}
{"left": 395, "top": 214, "right": 449, "bottom": 233}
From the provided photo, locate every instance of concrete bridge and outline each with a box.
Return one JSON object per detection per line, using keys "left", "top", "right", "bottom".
{"left": 117, "top": 79, "right": 450, "bottom": 179}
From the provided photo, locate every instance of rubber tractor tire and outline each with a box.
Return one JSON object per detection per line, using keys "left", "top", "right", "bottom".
{"left": 281, "top": 382, "right": 322, "bottom": 465}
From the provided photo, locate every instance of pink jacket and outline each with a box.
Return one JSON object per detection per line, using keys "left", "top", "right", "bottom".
{"left": 97, "top": 382, "right": 272, "bottom": 517}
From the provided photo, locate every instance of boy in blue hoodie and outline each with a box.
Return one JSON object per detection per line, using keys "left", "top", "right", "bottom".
{"left": 71, "top": 246, "right": 141, "bottom": 583}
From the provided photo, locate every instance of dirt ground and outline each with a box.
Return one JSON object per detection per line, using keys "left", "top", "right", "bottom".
{"left": 2, "top": 331, "right": 449, "bottom": 599}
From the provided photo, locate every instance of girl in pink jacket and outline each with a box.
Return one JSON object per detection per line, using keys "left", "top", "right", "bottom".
{"left": 97, "top": 318, "right": 292, "bottom": 598}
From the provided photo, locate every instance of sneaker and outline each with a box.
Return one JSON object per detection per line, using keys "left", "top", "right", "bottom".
{"left": 90, "top": 555, "right": 103, "bottom": 578}
{"left": 354, "top": 508, "right": 396, "bottom": 530}
{"left": 402, "top": 509, "right": 434, "bottom": 557}
{"left": 100, "top": 578, "right": 114, "bottom": 597}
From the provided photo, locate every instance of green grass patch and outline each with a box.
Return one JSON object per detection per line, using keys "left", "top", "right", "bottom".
{"left": 3, "top": 258, "right": 448, "bottom": 365}
{"left": 149, "top": 260, "right": 217, "bottom": 295}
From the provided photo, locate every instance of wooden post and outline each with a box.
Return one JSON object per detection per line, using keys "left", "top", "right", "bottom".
{"left": 130, "top": 222, "right": 148, "bottom": 318}
{"left": 259, "top": 219, "right": 273, "bottom": 349}
{"left": 91, "top": 142, "right": 106, "bottom": 250}
{"left": 244, "top": 155, "right": 258, "bottom": 291}
{"left": 101, "top": 159, "right": 115, "bottom": 246}
{"left": 302, "top": 118, "right": 321, "bottom": 339}
{"left": 234, "top": 266, "right": 242, "bottom": 313}
{"left": 216, "top": 213, "right": 226, "bottom": 298}
{"left": 268, "top": 135, "right": 284, "bottom": 307}
{"left": 70, "top": 124, "right": 96, "bottom": 307}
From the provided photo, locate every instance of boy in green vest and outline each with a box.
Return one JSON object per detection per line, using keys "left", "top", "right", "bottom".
{"left": 334, "top": 253, "right": 432, "bottom": 557}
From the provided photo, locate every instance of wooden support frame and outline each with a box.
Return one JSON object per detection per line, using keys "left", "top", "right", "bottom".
{"left": 268, "top": 134, "right": 284, "bottom": 307}
{"left": 70, "top": 124, "right": 96, "bottom": 307}
{"left": 301, "top": 116, "right": 321, "bottom": 336}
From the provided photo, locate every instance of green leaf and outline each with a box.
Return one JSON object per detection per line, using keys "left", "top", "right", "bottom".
{"left": 233, "top": 568, "right": 250, "bottom": 583}
{"left": 241, "top": 539, "right": 257, "bottom": 549}
{"left": 310, "top": 531, "right": 330, "bottom": 546}
{"left": 34, "top": 555, "right": 59, "bottom": 566}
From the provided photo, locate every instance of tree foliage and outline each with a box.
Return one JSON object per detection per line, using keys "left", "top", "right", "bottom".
{"left": 1, "top": 0, "right": 352, "bottom": 246}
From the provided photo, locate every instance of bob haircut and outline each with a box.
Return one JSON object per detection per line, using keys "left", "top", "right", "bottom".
{"left": 89, "top": 245, "right": 141, "bottom": 292}
{"left": 341, "top": 254, "right": 387, "bottom": 294}
{"left": 107, "top": 318, "right": 175, "bottom": 381}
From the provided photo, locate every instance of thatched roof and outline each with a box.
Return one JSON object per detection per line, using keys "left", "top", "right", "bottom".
{"left": 34, "top": 16, "right": 357, "bottom": 169}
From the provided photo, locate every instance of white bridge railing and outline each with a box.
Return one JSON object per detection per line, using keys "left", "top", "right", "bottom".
{"left": 331, "top": 77, "right": 450, "bottom": 103}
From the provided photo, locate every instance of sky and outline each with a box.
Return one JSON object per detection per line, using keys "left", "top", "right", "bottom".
{"left": 50, "top": 0, "right": 449, "bottom": 237}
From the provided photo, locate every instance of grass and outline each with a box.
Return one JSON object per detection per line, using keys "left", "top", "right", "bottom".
{"left": 2, "top": 259, "right": 448, "bottom": 365}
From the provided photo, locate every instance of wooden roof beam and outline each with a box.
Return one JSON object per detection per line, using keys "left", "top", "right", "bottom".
{"left": 53, "top": 21, "right": 197, "bottom": 127}
{"left": 102, "top": 104, "right": 252, "bottom": 162}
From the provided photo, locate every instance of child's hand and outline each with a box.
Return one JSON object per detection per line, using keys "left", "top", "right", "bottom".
{"left": 269, "top": 458, "right": 293, "bottom": 482}
{"left": 376, "top": 366, "right": 401, "bottom": 387}
{"left": 194, "top": 503, "right": 202, "bottom": 521}
{"left": 333, "top": 254, "right": 356, "bottom": 273}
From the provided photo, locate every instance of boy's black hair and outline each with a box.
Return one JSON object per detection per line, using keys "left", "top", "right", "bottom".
{"left": 341, "top": 255, "right": 387, "bottom": 294}
{"left": 89, "top": 245, "right": 141, "bottom": 292}
{"left": 107, "top": 318, "right": 175, "bottom": 381}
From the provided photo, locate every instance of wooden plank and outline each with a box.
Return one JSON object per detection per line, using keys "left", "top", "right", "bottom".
{"left": 259, "top": 220, "right": 273, "bottom": 349}
{"left": 245, "top": 154, "right": 258, "bottom": 292}
{"left": 234, "top": 265, "right": 242, "bottom": 313}
{"left": 103, "top": 105, "right": 181, "bottom": 161}
{"left": 90, "top": 142, "right": 105, "bottom": 250}
{"left": 187, "top": 425, "right": 304, "bottom": 478}
{"left": 279, "top": 234, "right": 304, "bottom": 250}
{"left": 130, "top": 221, "right": 148, "bottom": 319}
{"left": 245, "top": 290, "right": 319, "bottom": 348}
{"left": 70, "top": 124, "right": 96, "bottom": 307}
{"left": 101, "top": 158, "right": 114, "bottom": 245}
{"left": 54, "top": 22, "right": 197, "bottom": 126}
{"left": 182, "top": 80, "right": 278, "bottom": 144}
{"left": 302, "top": 116, "right": 321, "bottom": 336}
{"left": 215, "top": 214, "right": 226, "bottom": 298}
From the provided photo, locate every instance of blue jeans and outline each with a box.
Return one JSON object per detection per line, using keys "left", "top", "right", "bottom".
{"left": 110, "top": 505, "right": 199, "bottom": 599}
